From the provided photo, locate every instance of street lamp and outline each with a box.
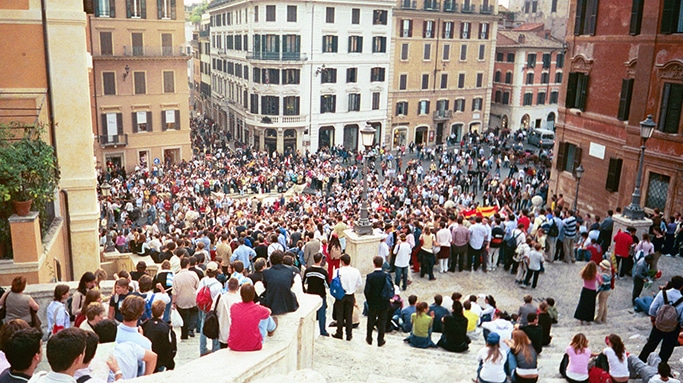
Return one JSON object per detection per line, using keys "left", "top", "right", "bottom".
{"left": 100, "top": 181, "right": 111, "bottom": 198}
{"left": 623, "top": 114, "right": 656, "bottom": 220}
{"left": 354, "top": 123, "right": 376, "bottom": 236}
{"left": 573, "top": 164, "right": 584, "bottom": 212}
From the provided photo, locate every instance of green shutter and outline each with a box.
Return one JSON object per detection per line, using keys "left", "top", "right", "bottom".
{"left": 171, "top": 0, "right": 176, "bottom": 19}
{"left": 661, "top": 0, "right": 675, "bottom": 34}
{"left": 175, "top": 110, "right": 180, "bottom": 129}
{"left": 574, "top": 0, "right": 585, "bottom": 35}
{"left": 566, "top": 73, "right": 578, "bottom": 108}
{"left": 629, "top": 0, "right": 643, "bottom": 35}
{"left": 587, "top": 0, "right": 599, "bottom": 35}
{"left": 126, "top": 0, "right": 132, "bottom": 18}
{"left": 605, "top": 158, "right": 622, "bottom": 192}
{"left": 556, "top": 142, "right": 567, "bottom": 170}
{"left": 157, "top": 0, "right": 162, "bottom": 19}
{"left": 132, "top": 112, "right": 138, "bottom": 133}
{"left": 147, "top": 111, "right": 153, "bottom": 132}
{"left": 577, "top": 74, "right": 589, "bottom": 110}
{"left": 141, "top": 0, "right": 147, "bottom": 18}
{"left": 617, "top": 78, "right": 634, "bottom": 121}
{"left": 100, "top": 114, "right": 107, "bottom": 136}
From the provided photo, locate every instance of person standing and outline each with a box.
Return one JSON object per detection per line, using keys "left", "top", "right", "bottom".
{"left": 595, "top": 259, "right": 614, "bottom": 324}
{"left": 435, "top": 221, "right": 451, "bottom": 274}
{"left": 638, "top": 276, "right": 683, "bottom": 364}
{"left": 468, "top": 216, "right": 489, "bottom": 272}
{"left": 303, "top": 253, "right": 329, "bottom": 337}
{"left": 332, "top": 254, "right": 362, "bottom": 341}
{"left": 262, "top": 251, "right": 299, "bottom": 315}
{"left": 393, "top": 233, "right": 412, "bottom": 291}
{"left": 418, "top": 227, "right": 436, "bottom": 280}
{"left": 614, "top": 227, "right": 636, "bottom": 278}
{"left": 562, "top": 210, "right": 578, "bottom": 264}
{"left": 172, "top": 257, "right": 199, "bottom": 340}
{"left": 573, "top": 261, "right": 600, "bottom": 325}
{"left": 450, "top": 217, "right": 470, "bottom": 272}
{"left": 364, "top": 256, "right": 391, "bottom": 347}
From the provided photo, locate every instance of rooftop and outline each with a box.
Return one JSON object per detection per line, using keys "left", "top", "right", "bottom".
{"left": 497, "top": 30, "right": 564, "bottom": 50}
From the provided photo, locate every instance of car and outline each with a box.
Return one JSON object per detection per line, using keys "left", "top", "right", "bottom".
{"left": 527, "top": 128, "right": 555, "bottom": 148}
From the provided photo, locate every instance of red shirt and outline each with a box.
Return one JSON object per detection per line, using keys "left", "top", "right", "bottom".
{"left": 613, "top": 230, "right": 634, "bottom": 258}
{"left": 518, "top": 215, "right": 531, "bottom": 233}
{"left": 228, "top": 302, "right": 270, "bottom": 351}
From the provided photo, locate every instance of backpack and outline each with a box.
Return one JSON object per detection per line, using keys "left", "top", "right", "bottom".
{"left": 588, "top": 367, "right": 612, "bottom": 383}
{"left": 196, "top": 282, "right": 218, "bottom": 313}
{"left": 490, "top": 227, "right": 505, "bottom": 247}
{"left": 330, "top": 270, "right": 346, "bottom": 300}
{"left": 202, "top": 294, "right": 221, "bottom": 339}
{"left": 140, "top": 293, "right": 154, "bottom": 322}
{"left": 655, "top": 289, "right": 683, "bottom": 332}
{"left": 506, "top": 231, "right": 523, "bottom": 251}
{"left": 380, "top": 273, "right": 394, "bottom": 301}
{"left": 547, "top": 219, "right": 559, "bottom": 237}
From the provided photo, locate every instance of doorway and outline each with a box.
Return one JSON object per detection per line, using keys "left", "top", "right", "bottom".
{"left": 318, "top": 126, "right": 335, "bottom": 150}
{"left": 264, "top": 128, "right": 277, "bottom": 154}
{"left": 415, "top": 126, "right": 428, "bottom": 145}
{"left": 436, "top": 123, "right": 444, "bottom": 145}
{"left": 343, "top": 124, "right": 359, "bottom": 150}
{"left": 284, "top": 129, "right": 297, "bottom": 153}
{"left": 164, "top": 148, "right": 180, "bottom": 165}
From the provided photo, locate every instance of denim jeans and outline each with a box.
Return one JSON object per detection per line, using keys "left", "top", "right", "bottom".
{"left": 395, "top": 266, "right": 408, "bottom": 290}
{"left": 198, "top": 310, "right": 220, "bottom": 356}
{"left": 316, "top": 296, "right": 328, "bottom": 335}
{"left": 177, "top": 306, "right": 198, "bottom": 339}
{"left": 258, "top": 316, "right": 277, "bottom": 341}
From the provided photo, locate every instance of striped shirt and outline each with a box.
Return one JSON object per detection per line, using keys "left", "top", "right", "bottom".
{"left": 563, "top": 216, "right": 577, "bottom": 238}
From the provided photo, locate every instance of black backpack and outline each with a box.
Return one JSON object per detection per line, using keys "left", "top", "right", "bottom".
{"left": 202, "top": 294, "right": 221, "bottom": 339}
{"left": 547, "top": 219, "right": 559, "bottom": 237}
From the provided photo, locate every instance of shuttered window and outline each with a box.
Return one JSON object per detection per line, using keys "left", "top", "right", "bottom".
{"left": 605, "top": 158, "right": 623, "bottom": 192}
{"left": 566, "top": 72, "right": 589, "bottom": 110}
{"left": 100, "top": 32, "right": 113, "bottom": 55}
{"left": 103, "top": 72, "right": 116, "bottom": 95}
{"left": 629, "top": 0, "right": 644, "bottom": 35}
{"left": 556, "top": 142, "right": 582, "bottom": 173}
{"left": 134, "top": 72, "right": 146, "bottom": 94}
{"left": 658, "top": 82, "right": 683, "bottom": 133}
{"left": 163, "top": 71, "right": 175, "bottom": 93}
{"left": 617, "top": 78, "right": 634, "bottom": 121}
{"left": 574, "top": 0, "right": 599, "bottom": 35}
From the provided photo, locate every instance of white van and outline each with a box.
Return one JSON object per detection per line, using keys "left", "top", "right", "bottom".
{"left": 527, "top": 128, "right": 555, "bottom": 148}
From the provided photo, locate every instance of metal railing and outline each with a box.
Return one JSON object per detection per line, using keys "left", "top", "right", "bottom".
{"left": 461, "top": 4, "right": 476, "bottom": 13}
{"left": 401, "top": 0, "right": 417, "bottom": 9}
{"left": 480, "top": 5, "right": 494, "bottom": 14}
{"left": 248, "top": 115, "right": 308, "bottom": 125}
{"left": 99, "top": 134, "right": 128, "bottom": 147}
{"left": 246, "top": 52, "right": 307, "bottom": 61}
{"left": 424, "top": 1, "right": 441, "bottom": 11}
{"left": 433, "top": 110, "right": 453, "bottom": 120}
{"left": 122, "top": 46, "right": 188, "bottom": 57}
{"left": 443, "top": 1, "right": 458, "bottom": 12}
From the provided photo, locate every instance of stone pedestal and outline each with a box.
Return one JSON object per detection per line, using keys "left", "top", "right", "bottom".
{"left": 611, "top": 213, "right": 652, "bottom": 246}
{"left": 9, "top": 212, "right": 42, "bottom": 264}
{"left": 344, "top": 229, "right": 382, "bottom": 276}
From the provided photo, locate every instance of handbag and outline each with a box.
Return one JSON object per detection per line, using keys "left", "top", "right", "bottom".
{"left": 30, "top": 308, "right": 41, "bottom": 329}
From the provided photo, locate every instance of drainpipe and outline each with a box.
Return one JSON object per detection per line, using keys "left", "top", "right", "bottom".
{"left": 60, "top": 190, "right": 75, "bottom": 281}
{"left": 40, "top": 0, "right": 57, "bottom": 151}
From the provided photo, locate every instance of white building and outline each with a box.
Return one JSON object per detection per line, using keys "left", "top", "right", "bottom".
{"left": 207, "top": 0, "right": 394, "bottom": 154}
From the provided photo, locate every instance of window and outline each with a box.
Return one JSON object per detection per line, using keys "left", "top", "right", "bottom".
{"left": 250, "top": 94, "right": 258, "bottom": 113}
{"left": 322, "top": 35, "right": 338, "bottom": 53}
{"left": 284, "top": 96, "right": 300, "bottom": 115}
{"left": 134, "top": 72, "right": 146, "bottom": 94}
{"left": 476, "top": 73, "right": 483, "bottom": 87}
{"left": 526, "top": 73, "right": 534, "bottom": 84}
{"left": 472, "top": 97, "right": 482, "bottom": 111}
{"left": 287, "top": 5, "right": 297, "bottom": 22}
{"left": 346, "top": 68, "right": 357, "bottom": 83}
{"left": 458, "top": 73, "right": 465, "bottom": 88}
{"left": 537, "top": 91, "right": 546, "bottom": 105}
{"left": 442, "top": 44, "right": 450, "bottom": 60}
{"left": 661, "top": 0, "right": 683, "bottom": 33}
{"left": 527, "top": 53, "right": 536, "bottom": 68}
{"left": 566, "top": 72, "right": 589, "bottom": 110}
{"left": 266, "top": 5, "right": 275, "bottom": 21}
{"left": 226, "top": 35, "right": 234, "bottom": 50}
{"left": 372, "top": 36, "right": 387, "bottom": 53}
{"left": 352, "top": 8, "right": 360, "bottom": 24}
{"left": 261, "top": 95, "right": 279, "bottom": 115}
{"left": 495, "top": 90, "right": 502, "bottom": 103}
{"left": 401, "top": 19, "right": 413, "bottom": 37}
{"left": 460, "top": 22, "right": 470, "bottom": 39}
{"left": 542, "top": 53, "right": 551, "bottom": 69}
{"left": 574, "top": 0, "right": 599, "bottom": 35}
{"left": 556, "top": 142, "right": 582, "bottom": 173}
{"left": 479, "top": 23, "right": 489, "bottom": 39}
{"left": 524, "top": 1, "right": 530, "bottom": 12}
{"left": 423, "top": 20, "right": 434, "bottom": 38}
{"left": 162, "top": 110, "right": 180, "bottom": 130}
{"left": 496, "top": 52, "right": 504, "bottom": 62}
{"left": 325, "top": 7, "right": 335, "bottom": 23}
{"left": 605, "top": 158, "right": 623, "bottom": 192}
{"left": 494, "top": 71, "right": 501, "bottom": 82}
{"left": 131, "top": 32, "right": 143, "bottom": 56}
{"left": 555, "top": 72, "right": 563, "bottom": 83}
{"left": 478, "top": 44, "right": 485, "bottom": 60}
{"left": 321, "top": 68, "right": 337, "bottom": 83}
{"left": 507, "top": 53, "right": 515, "bottom": 62}
{"left": 454, "top": 99, "right": 465, "bottom": 112}
{"left": 95, "top": 0, "right": 115, "bottom": 17}
{"left": 443, "top": 22, "right": 454, "bottom": 38}
{"left": 158, "top": 0, "right": 175, "bottom": 19}
{"left": 541, "top": 72, "right": 549, "bottom": 84}
{"left": 617, "top": 78, "right": 634, "bottom": 121}
{"left": 372, "top": 92, "right": 380, "bottom": 110}
{"left": 282, "top": 34, "right": 300, "bottom": 59}
{"left": 502, "top": 92, "right": 510, "bottom": 104}
{"left": 417, "top": 100, "right": 430, "bottom": 115}
{"left": 163, "top": 71, "right": 174, "bottom": 93}
{"left": 532, "top": 1, "right": 538, "bottom": 12}
{"left": 126, "top": 0, "right": 145, "bottom": 18}
{"left": 556, "top": 53, "right": 565, "bottom": 68}
{"left": 253, "top": 67, "right": 261, "bottom": 83}
{"left": 321, "top": 95, "right": 336, "bottom": 113}
{"left": 423, "top": 43, "right": 431, "bottom": 60}
{"left": 658, "top": 82, "right": 683, "bottom": 133}
{"left": 103, "top": 72, "right": 116, "bottom": 95}
{"left": 422, "top": 74, "right": 429, "bottom": 89}
{"left": 401, "top": 43, "right": 409, "bottom": 60}
{"left": 348, "top": 36, "right": 363, "bottom": 53}
{"left": 282, "top": 69, "right": 300, "bottom": 84}
{"left": 550, "top": 91, "right": 559, "bottom": 104}
{"left": 399, "top": 74, "right": 407, "bottom": 90}
{"left": 100, "top": 32, "right": 113, "bottom": 55}
{"left": 552, "top": 0, "right": 558, "bottom": 12}
{"left": 396, "top": 101, "right": 408, "bottom": 116}
{"left": 373, "top": 10, "right": 387, "bottom": 25}
{"left": 371, "top": 67, "right": 386, "bottom": 82}
{"left": 132, "top": 111, "right": 151, "bottom": 132}
{"left": 645, "top": 173, "right": 670, "bottom": 210}
{"left": 348, "top": 93, "right": 361, "bottom": 111}
{"left": 523, "top": 93, "right": 533, "bottom": 106}
{"left": 460, "top": 44, "right": 467, "bottom": 60}
{"left": 440, "top": 73, "right": 448, "bottom": 89}
{"left": 254, "top": 5, "right": 258, "bottom": 22}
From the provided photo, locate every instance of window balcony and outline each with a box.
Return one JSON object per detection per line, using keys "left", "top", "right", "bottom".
{"left": 122, "top": 46, "right": 188, "bottom": 57}
{"left": 461, "top": 4, "right": 476, "bottom": 13}
{"left": 480, "top": 5, "right": 494, "bottom": 14}
{"left": 424, "top": 1, "right": 440, "bottom": 11}
{"left": 99, "top": 134, "right": 128, "bottom": 147}
{"left": 401, "top": 0, "right": 417, "bottom": 9}
{"left": 246, "top": 52, "right": 308, "bottom": 62}
{"left": 433, "top": 110, "right": 452, "bottom": 121}
{"left": 443, "top": 2, "right": 458, "bottom": 12}
{"left": 246, "top": 114, "right": 308, "bottom": 127}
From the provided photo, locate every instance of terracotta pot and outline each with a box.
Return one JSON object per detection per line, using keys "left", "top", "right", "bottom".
{"left": 12, "top": 199, "right": 33, "bottom": 216}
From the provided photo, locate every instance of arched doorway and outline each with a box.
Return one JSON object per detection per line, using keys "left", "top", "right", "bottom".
{"left": 284, "top": 129, "right": 297, "bottom": 153}
{"left": 469, "top": 122, "right": 481, "bottom": 133}
{"left": 546, "top": 112, "right": 556, "bottom": 131}
{"left": 343, "top": 124, "right": 359, "bottom": 150}
{"left": 450, "top": 123, "right": 464, "bottom": 142}
{"left": 254, "top": 131, "right": 260, "bottom": 151}
{"left": 393, "top": 126, "right": 408, "bottom": 149}
{"left": 502, "top": 115, "right": 508, "bottom": 131}
{"left": 264, "top": 128, "right": 277, "bottom": 154}
{"left": 318, "top": 126, "right": 335, "bottom": 150}
{"left": 520, "top": 114, "right": 530, "bottom": 130}
{"left": 415, "top": 126, "right": 428, "bottom": 145}
{"left": 370, "top": 122, "right": 382, "bottom": 146}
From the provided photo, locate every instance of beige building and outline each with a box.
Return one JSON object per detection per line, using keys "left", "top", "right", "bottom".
{"left": 506, "top": 0, "right": 569, "bottom": 40}
{"left": 388, "top": 0, "right": 498, "bottom": 149}
{"left": 89, "top": 0, "right": 191, "bottom": 172}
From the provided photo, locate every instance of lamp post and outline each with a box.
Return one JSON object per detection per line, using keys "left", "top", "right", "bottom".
{"left": 623, "top": 114, "right": 656, "bottom": 220}
{"left": 573, "top": 164, "right": 584, "bottom": 212}
{"left": 100, "top": 181, "right": 111, "bottom": 198}
{"left": 354, "top": 123, "right": 376, "bottom": 236}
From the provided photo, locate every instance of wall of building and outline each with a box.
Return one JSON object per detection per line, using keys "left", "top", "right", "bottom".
{"left": 507, "top": 0, "right": 569, "bottom": 40}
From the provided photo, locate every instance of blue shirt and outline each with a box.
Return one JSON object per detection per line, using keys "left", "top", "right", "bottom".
{"left": 648, "top": 288, "right": 683, "bottom": 323}
{"left": 231, "top": 245, "right": 256, "bottom": 270}
{"left": 400, "top": 305, "right": 417, "bottom": 332}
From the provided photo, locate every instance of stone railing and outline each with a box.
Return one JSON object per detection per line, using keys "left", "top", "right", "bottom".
{"left": 130, "top": 292, "right": 321, "bottom": 383}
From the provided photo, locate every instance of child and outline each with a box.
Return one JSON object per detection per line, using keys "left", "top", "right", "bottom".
{"left": 545, "top": 297, "right": 559, "bottom": 324}
{"left": 523, "top": 243, "right": 544, "bottom": 288}
{"left": 537, "top": 301, "right": 553, "bottom": 346}
{"left": 141, "top": 300, "right": 177, "bottom": 371}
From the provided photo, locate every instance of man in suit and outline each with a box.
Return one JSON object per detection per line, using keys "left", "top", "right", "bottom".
{"left": 364, "top": 256, "right": 391, "bottom": 347}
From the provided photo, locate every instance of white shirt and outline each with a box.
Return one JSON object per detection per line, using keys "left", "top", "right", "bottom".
{"left": 335, "top": 266, "right": 362, "bottom": 295}
{"left": 378, "top": 242, "right": 390, "bottom": 262}
{"left": 393, "top": 242, "right": 412, "bottom": 268}
{"left": 603, "top": 347, "right": 629, "bottom": 378}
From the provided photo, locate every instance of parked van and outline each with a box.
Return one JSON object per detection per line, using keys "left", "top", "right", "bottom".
{"left": 527, "top": 128, "right": 555, "bottom": 148}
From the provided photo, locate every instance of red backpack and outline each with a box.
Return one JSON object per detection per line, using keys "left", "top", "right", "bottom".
{"left": 588, "top": 367, "right": 612, "bottom": 383}
{"left": 196, "top": 282, "right": 219, "bottom": 312}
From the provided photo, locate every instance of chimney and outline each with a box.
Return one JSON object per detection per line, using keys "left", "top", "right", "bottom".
{"left": 518, "top": 34, "right": 525, "bottom": 43}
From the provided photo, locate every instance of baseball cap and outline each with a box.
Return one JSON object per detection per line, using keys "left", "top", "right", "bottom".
{"left": 206, "top": 261, "right": 219, "bottom": 272}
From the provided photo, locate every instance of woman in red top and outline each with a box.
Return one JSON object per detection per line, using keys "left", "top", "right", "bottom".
{"left": 613, "top": 227, "right": 635, "bottom": 278}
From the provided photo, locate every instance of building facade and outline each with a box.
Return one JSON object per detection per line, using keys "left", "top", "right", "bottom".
{"left": 490, "top": 27, "right": 564, "bottom": 132}
{"left": 196, "top": 13, "right": 212, "bottom": 116}
{"left": 89, "top": 0, "right": 192, "bottom": 171}
{"left": 506, "top": 0, "right": 569, "bottom": 40}
{"left": 551, "top": 0, "right": 683, "bottom": 217}
{"left": 388, "top": 0, "right": 498, "bottom": 149}
{"left": 207, "top": 0, "right": 393, "bottom": 154}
